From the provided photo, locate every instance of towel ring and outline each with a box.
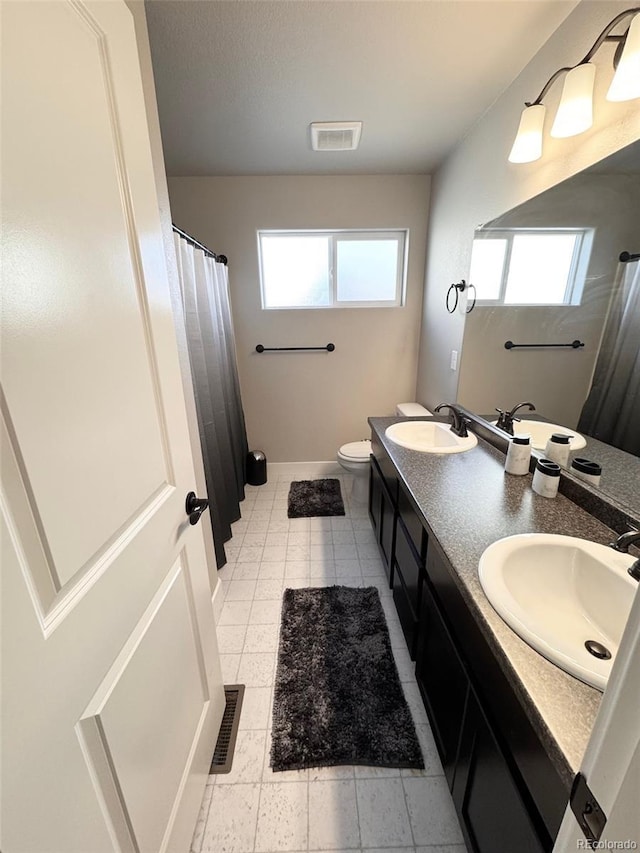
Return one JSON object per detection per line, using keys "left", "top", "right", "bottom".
{"left": 465, "top": 283, "right": 477, "bottom": 314}
{"left": 446, "top": 282, "right": 461, "bottom": 313}
{"left": 446, "top": 280, "right": 476, "bottom": 314}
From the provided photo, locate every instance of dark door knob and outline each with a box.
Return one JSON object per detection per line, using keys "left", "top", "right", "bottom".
{"left": 185, "top": 491, "right": 209, "bottom": 525}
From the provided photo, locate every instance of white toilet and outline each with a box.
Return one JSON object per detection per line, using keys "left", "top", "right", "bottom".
{"left": 337, "top": 402, "right": 432, "bottom": 503}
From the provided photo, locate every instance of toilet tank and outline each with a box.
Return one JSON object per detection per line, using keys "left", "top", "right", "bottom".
{"left": 396, "top": 402, "right": 432, "bottom": 417}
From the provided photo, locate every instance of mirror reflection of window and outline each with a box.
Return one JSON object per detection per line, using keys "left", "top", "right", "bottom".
{"left": 469, "top": 228, "right": 593, "bottom": 305}
{"left": 468, "top": 238, "right": 506, "bottom": 300}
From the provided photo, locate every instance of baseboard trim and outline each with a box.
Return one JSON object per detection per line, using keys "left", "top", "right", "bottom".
{"left": 267, "top": 461, "right": 343, "bottom": 478}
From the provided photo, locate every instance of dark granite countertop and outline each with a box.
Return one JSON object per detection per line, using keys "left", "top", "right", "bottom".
{"left": 368, "top": 415, "right": 613, "bottom": 789}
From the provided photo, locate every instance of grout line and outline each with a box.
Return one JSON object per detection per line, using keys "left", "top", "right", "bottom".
{"left": 400, "top": 773, "right": 419, "bottom": 850}
{"left": 252, "top": 781, "right": 263, "bottom": 853}
{"left": 306, "top": 772, "right": 310, "bottom": 853}
{"left": 352, "top": 774, "right": 363, "bottom": 851}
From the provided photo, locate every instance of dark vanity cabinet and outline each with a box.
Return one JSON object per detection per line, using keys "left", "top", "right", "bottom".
{"left": 391, "top": 517, "right": 423, "bottom": 657}
{"left": 368, "top": 452, "right": 398, "bottom": 585}
{"left": 453, "top": 692, "right": 545, "bottom": 853}
{"left": 369, "top": 434, "right": 567, "bottom": 853}
{"left": 418, "top": 537, "right": 565, "bottom": 853}
{"left": 417, "top": 547, "right": 547, "bottom": 852}
{"left": 416, "top": 559, "right": 469, "bottom": 786}
{"left": 370, "top": 440, "right": 426, "bottom": 658}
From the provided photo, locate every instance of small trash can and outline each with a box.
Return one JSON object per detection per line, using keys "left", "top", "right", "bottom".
{"left": 246, "top": 450, "right": 267, "bottom": 486}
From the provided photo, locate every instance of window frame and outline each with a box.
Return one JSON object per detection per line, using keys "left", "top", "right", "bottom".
{"left": 257, "top": 228, "right": 408, "bottom": 310}
{"left": 470, "top": 227, "right": 594, "bottom": 307}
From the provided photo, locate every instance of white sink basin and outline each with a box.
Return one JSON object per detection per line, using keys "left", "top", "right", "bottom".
{"left": 492, "top": 419, "right": 586, "bottom": 451}
{"left": 479, "top": 534, "right": 636, "bottom": 690}
{"left": 385, "top": 420, "right": 478, "bottom": 454}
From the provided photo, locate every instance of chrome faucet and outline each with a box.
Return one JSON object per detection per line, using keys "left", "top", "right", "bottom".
{"left": 609, "top": 528, "right": 640, "bottom": 582}
{"left": 434, "top": 403, "right": 469, "bottom": 438}
{"left": 495, "top": 401, "right": 536, "bottom": 435}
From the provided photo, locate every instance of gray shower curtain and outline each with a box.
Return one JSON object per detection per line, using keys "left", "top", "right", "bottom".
{"left": 578, "top": 258, "right": 640, "bottom": 456}
{"left": 175, "top": 235, "right": 248, "bottom": 568}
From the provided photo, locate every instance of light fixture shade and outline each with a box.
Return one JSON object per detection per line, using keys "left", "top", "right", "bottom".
{"left": 550, "top": 63, "right": 595, "bottom": 138}
{"left": 508, "top": 104, "right": 546, "bottom": 163}
{"left": 607, "top": 14, "right": 640, "bottom": 101}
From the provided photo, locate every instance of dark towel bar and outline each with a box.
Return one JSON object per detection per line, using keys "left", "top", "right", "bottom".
{"left": 504, "top": 340, "right": 585, "bottom": 350}
{"left": 255, "top": 343, "right": 335, "bottom": 353}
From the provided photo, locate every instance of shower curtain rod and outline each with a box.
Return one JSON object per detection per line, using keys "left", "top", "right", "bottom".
{"left": 619, "top": 251, "right": 640, "bottom": 263}
{"left": 172, "top": 223, "right": 227, "bottom": 265}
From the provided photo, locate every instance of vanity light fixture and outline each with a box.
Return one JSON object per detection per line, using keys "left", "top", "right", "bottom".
{"left": 550, "top": 62, "right": 596, "bottom": 138}
{"left": 509, "top": 7, "right": 640, "bottom": 163}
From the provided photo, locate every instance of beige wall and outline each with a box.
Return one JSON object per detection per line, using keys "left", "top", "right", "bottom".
{"left": 168, "top": 175, "right": 430, "bottom": 461}
{"left": 416, "top": 0, "right": 640, "bottom": 410}
{"left": 457, "top": 173, "right": 640, "bottom": 428}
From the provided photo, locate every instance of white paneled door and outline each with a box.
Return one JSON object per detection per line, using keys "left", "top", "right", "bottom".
{"left": 1, "top": 2, "right": 225, "bottom": 851}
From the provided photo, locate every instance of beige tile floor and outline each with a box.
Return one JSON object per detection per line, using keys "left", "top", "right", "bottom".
{"left": 192, "top": 473, "right": 466, "bottom": 853}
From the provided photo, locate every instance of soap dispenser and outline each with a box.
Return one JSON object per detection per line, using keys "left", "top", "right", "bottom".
{"left": 504, "top": 434, "right": 531, "bottom": 475}
{"left": 544, "top": 433, "right": 571, "bottom": 468}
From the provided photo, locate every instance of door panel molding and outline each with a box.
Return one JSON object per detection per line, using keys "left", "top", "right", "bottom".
{"left": 2, "top": 0, "right": 178, "bottom": 589}
{"left": 69, "top": 0, "right": 179, "bottom": 489}
{"left": 1, "top": 395, "right": 175, "bottom": 633}
{"left": 79, "top": 558, "right": 209, "bottom": 853}
{"left": 75, "top": 717, "right": 139, "bottom": 853}
{"left": 45, "top": 483, "right": 175, "bottom": 633}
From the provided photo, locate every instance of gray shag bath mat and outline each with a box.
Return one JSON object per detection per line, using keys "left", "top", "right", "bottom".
{"left": 287, "top": 478, "right": 345, "bottom": 518}
{"left": 270, "top": 585, "right": 424, "bottom": 771}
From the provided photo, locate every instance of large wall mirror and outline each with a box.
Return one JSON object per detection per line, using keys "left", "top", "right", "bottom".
{"left": 457, "top": 138, "right": 640, "bottom": 517}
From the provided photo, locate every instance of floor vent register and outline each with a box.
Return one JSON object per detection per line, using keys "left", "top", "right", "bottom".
{"left": 209, "top": 684, "right": 245, "bottom": 774}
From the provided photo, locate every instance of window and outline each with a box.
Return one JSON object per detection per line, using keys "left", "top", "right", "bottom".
{"left": 469, "top": 228, "right": 593, "bottom": 306}
{"left": 258, "top": 230, "right": 407, "bottom": 309}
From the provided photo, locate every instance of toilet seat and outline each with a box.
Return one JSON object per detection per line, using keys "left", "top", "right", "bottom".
{"left": 338, "top": 440, "right": 372, "bottom": 463}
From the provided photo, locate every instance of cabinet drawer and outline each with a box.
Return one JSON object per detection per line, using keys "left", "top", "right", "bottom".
{"left": 368, "top": 459, "right": 383, "bottom": 539}
{"left": 394, "top": 517, "right": 422, "bottom": 614}
{"left": 371, "top": 434, "right": 399, "bottom": 501}
{"left": 398, "top": 486, "right": 426, "bottom": 558}
{"left": 392, "top": 570, "right": 419, "bottom": 659}
{"left": 369, "top": 458, "right": 395, "bottom": 585}
{"left": 380, "top": 492, "right": 395, "bottom": 574}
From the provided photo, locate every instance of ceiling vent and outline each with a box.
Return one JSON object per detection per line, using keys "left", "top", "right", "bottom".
{"left": 310, "top": 121, "right": 362, "bottom": 152}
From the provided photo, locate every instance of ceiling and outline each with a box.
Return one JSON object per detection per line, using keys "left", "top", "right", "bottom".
{"left": 145, "top": 0, "right": 578, "bottom": 177}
